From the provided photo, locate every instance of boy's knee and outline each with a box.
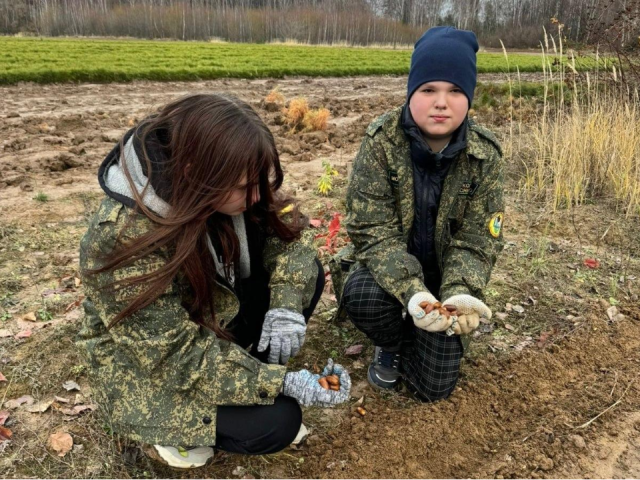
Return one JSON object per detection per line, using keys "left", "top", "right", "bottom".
{"left": 343, "top": 268, "right": 380, "bottom": 303}
{"left": 403, "top": 376, "right": 459, "bottom": 403}
{"left": 343, "top": 273, "right": 397, "bottom": 316}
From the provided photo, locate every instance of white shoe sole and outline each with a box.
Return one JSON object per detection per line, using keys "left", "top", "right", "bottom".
{"left": 151, "top": 445, "right": 214, "bottom": 469}
{"left": 291, "top": 423, "right": 309, "bottom": 446}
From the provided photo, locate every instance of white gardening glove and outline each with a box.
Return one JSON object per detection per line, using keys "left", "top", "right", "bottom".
{"left": 257, "top": 308, "right": 306, "bottom": 365}
{"left": 282, "top": 359, "right": 352, "bottom": 407}
{"left": 407, "top": 291, "right": 455, "bottom": 332}
{"left": 441, "top": 294, "right": 492, "bottom": 335}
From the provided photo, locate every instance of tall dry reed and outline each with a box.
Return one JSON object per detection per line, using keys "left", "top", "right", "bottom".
{"left": 506, "top": 27, "right": 640, "bottom": 216}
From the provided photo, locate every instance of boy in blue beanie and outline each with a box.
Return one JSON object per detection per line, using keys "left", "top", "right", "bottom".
{"left": 338, "top": 27, "right": 505, "bottom": 401}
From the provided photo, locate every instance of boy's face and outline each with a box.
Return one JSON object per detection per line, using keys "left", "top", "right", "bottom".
{"left": 408, "top": 81, "right": 468, "bottom": 141}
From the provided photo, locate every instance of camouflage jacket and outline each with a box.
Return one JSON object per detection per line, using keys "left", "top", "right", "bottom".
{"left": 345, "top": 106, "right": 505, "bottom": 348}
{"left": 77, "top": 197, "right": 318, "bottom": 446}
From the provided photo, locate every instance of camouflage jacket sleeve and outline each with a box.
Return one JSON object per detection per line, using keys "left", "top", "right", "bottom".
{"left": 346, "top": 135, "right": 427, "bottom": 308}
{"left": 82, "top": 202, "right": 286, "bottom": 406}
{"left": 262, "top": 224, "right": 319, "bottom": 314}
{"left": 439, "top": 148, "right": 506, "bottom": 301}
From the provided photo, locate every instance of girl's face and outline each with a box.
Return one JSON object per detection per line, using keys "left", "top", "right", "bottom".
{"left": 216, "top": 177, "right": 260, "bottom": 216}
{"left": 409, "top": 81, "right": 468, "bottom": 142}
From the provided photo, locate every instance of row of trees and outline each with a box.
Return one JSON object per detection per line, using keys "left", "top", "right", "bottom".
{"left": 1, "top": 0, "right": 639, "bottom": 48}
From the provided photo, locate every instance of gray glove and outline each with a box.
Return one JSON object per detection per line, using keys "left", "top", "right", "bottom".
{"left": 258, "top": 308, "right": 307, "bottom": 365}
{"left": 283, "top": 359, "right": 351, "bottom": 407}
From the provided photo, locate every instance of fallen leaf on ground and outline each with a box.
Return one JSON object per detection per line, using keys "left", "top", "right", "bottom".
{"left": 49, "top": 431, "right": 73, "bottom": 457}
{"left": 5, "top": 395, "right": 34, "bottom": 410}
{"left": 14, "top": 330, "right": 32, "bottom": 339}
{"left": 0, "top": 426, "right": 12, "bottom": 441}
{"left": 345, "top": 344, "right": 363, "bottom": 356}
{"left": 64, "top": 296, "right": 85, "bottom": 313}
{"left": 309, "top": 218, "right": 323, "bottom": 228}
{"left": 22, "top": 312, "right": 37, "bottom": 322}
{"left": 0, "top": 411, "right": 9, "bottom": 425}
{"left": 62, "top": 380, "right": 81, "bottom": 391}
{"left": 54, "top": 396, "right": 70, "bottom": 404}
{"left": 504, "top": 324, "right": 515, "bottom": 331}
{"left": 0, "top": 329, "right": 12, "bottom": 338}
{"left": 42, "top": 287, "right": 68, "bottom": 297}
{"left": 537, "top": 329, "right": 557, "bottom": 347}
{"left": 61, "top": 404, "right": 96, "bottom": 416}
{"left": 0, "top": 372, "right": 6, "bottom": 382}
{"left": 232, "top": 466, "right": 247, "bottom": 476}
{"left": 26, "top": 400, "right": 53, "bottom": 413}
{"left": 512, "top": 337, "right": 534, "bottom": 352}
{"left": 74, "top": 394, "right": 85, "bottom": 405}
{"left": 584, "top": 258, "right": 600, "bottom": 269}
{"left": 512, "top": 305, "right": 525, "bottom": 314}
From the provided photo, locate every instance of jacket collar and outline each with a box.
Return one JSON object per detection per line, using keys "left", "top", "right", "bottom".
{"left": 381, "top": 106, "right": 495, "bottom": 161}
{"left": 400, "top": 104, "right": 468, "bottom": 169}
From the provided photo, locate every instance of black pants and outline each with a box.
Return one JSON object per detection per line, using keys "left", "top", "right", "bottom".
{"left": 342, "top": 266, "right": 463, "bottom": 402}
{"left": 214, "top": 259, "right": 324, "bottom": 455}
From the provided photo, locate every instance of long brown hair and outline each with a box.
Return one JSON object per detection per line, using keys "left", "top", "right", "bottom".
{"left": 92, "top": 93, "right": 303, "bottom": 338}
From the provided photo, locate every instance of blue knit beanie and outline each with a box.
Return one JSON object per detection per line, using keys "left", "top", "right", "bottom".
{"left": 407, "top": 26, "right": 479, "bottom": 107}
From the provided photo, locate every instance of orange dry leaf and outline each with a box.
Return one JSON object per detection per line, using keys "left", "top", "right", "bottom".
{"left": 283, "top": 98, "right": 309, "bottom": 127}
{"left": 0, "top": 426, "right": 12, "bottom": 441}
{"left": 264, "top": 88, "right": 285, "bottom": 105}
{"left": 49, "top": 431, "right": 73, "bottom": 457}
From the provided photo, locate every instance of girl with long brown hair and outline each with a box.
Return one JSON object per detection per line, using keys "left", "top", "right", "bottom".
{"left": 78, "top": 93, "right": 351, "bottom": 468}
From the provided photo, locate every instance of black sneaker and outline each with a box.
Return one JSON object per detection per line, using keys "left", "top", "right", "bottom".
{"left": 367, "top": 346, "right": 402, "bottom": 390}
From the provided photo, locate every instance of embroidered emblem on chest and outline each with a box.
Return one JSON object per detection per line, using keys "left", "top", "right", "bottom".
{"left": 459, "top": 181, "right": 479, "bottom": 197}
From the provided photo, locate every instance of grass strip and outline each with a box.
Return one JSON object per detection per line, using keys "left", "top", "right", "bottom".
{"left": 0, "top": 37, "right": 610, "bottom": 85}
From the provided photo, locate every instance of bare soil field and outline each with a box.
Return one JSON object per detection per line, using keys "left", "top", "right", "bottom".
{"left": 1, "top": 75, "right": 639, "bottom": 479}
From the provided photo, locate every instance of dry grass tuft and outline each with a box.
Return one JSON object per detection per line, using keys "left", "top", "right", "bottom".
{"left": 264, "top": 88, "right": 285, "bottom": 105}
{"left": 302, "top": 107, "right": 330, "bottom": 131}
{"left": 283, "top": 98, "right": 330, "bottom": 132}
{"left": 505, "top": 26, "right": 640, "bottom": 215}
{"left": 283, "top": 97, "right": 309, "bottom": 127}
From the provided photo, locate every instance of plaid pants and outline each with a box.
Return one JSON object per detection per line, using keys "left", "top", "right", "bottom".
{"left": 343, "top": 266, "right": 463, "bottom": 401}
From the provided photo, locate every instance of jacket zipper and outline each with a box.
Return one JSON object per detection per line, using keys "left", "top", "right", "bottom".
{"left": 421, "top": 167, "right": 429, "bottom": 265}
{"left": 438, "top": 162, "right": 463, "bottom": 274}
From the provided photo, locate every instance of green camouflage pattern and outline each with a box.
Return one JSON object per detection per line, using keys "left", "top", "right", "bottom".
{"left": 345, "top": 106, "right": 505, "bottom": 351}
{"left": 77, "top": 197, "right": 317, "bottom": 446}
{"left": 263, "top": 227, "right": 319, "bottom": 313}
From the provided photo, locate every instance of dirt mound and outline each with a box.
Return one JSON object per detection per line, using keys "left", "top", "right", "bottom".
{"left": 295, "top": 316, "right": 640, "bottom": 478}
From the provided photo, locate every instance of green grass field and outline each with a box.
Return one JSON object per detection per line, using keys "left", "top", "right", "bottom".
{"left": 0, "top": 37, "right": 607, "bottom": 84}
